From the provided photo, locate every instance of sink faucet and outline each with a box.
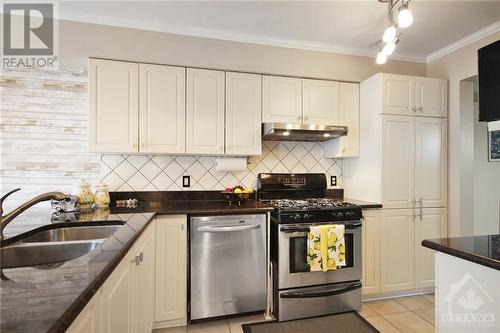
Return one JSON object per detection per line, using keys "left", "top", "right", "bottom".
{"left": 0, "top": 188, "right": 67, "bottom": 240}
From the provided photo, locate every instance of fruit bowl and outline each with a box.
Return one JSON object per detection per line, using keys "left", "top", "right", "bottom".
{"left": 221, "top": 187, "right": 254, "bottom": 205}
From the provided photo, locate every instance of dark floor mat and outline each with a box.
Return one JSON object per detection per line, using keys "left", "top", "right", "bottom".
{"left": 242, "top": 312, "right": 380, "bottom": 333}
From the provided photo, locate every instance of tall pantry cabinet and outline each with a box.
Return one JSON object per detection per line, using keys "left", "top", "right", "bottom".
{"left": 345, "top": 73, "right": 448, "bottom": 295}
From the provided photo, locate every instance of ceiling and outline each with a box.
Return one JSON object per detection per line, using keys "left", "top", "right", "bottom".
{"left": 60, "top": 1, "right": 500, "bottom": 63}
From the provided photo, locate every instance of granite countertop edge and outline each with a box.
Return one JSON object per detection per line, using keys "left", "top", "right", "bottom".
{"left": 422, "top": 238, "right": 500, "bottom": 271}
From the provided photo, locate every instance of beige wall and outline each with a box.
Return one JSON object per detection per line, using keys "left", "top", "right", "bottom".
{"left": 58, "top": 20, "right": 425, "bottom": 82}
{"left": 427, "top": 32, "right": 500, "bottom": 237}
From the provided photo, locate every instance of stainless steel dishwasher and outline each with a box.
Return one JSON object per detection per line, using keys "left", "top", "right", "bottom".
{"left": 190, "top": 214, "right": 266, "bottom": 320}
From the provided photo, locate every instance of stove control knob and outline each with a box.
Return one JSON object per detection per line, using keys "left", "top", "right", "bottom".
{"left": 336, "top": 212, "right": 344, "bottom": 219}
{"left": 303, "top": 213, "right": 312, "bottom": 220}
{"left": 294, "top": 213, "right": 302, "bottom": 221}
{"left": 345, "top": 211, "right": 352, "bottom": 218}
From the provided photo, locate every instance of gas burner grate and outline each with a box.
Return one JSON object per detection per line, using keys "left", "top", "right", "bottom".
{"left": 268, "top": 198, "right": 356, "bottom": 210}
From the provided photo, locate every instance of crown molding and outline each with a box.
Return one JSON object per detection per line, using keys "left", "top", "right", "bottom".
{"left": 426, "top": 20, "right": 500, "bottom": 63}
{"left": 59, "top": 9, "right": 427, "bottom": 63}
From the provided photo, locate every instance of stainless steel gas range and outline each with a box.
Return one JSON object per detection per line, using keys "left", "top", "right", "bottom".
{"left": 257, "top": 173, "right": 363, "bottom": 321}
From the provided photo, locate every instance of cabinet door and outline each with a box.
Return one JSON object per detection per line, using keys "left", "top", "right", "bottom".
{"left": 415, "top": 77, "right": 447, "bottom": 117}
{"left": 262, "top": 75, "right": 302, "bottom": 123}
{"left": 415, "top": 208, "right": 447, "bottom": 288}
{"left": 225, "top": 72, "right": 262, "bottom": 155}
{"left": 155, "top": 215, "right": 187, "bottom": 323}
{"left": 415, "top": 117, "right": 447, "bottom": 208}
{"left": 380, "top": 209, "right": 415, "bottom": 292}
{"left": 102, "top": 253, "right": 135, "bottom": 333}
{"left": 362, "top": 209, "right": 381, "bottom": 295}
{"left": 89, "top": 59, "right": 139, "bottom": 153}
{"left": 139, "top": 64, "right": 186, "bottom": 154}
{"left": 186, "top": 68, "right": 224, "bottom": 154}
{"left": 381, "top": 115, "right": 415, "bottom": 209}
{"left": 134, "top": 224, "right": 156, "bottom": 333}
{"left": 66, "top": 289, "right": 103, "bottom": 333}
{"left": 381, "top": 74, "right": 415, "bottom": 116}
{"left": 302, "top": 79, "right": 340, "bottom": 125}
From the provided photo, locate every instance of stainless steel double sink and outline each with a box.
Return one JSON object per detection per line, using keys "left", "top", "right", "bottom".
{"left": 1, "top": 222, "right": 124, "bottom": 269}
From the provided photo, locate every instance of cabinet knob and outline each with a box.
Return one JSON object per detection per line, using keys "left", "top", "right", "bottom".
{"left": 297, "top": 115, "right": 301, "bottom": 119}
{"left": 304, "top": 116, "right": 309, "bottom": 120}
{"left": 138, "top": 252, "right": 144, "bottom": 262}
{"left": 418, "top": 106, "right": 423, "bottom": 111}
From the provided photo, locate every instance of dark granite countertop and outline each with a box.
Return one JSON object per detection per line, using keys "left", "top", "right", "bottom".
{"left": 344, "top": 198, "right": 383, "bottom": 209}
{"left": 422, "top": 234, "right": 500, "bottom": 271}
{"left": 0, "top": 208, "right": 156, "bottom": 333}
{"left": 112, "top": 199, "right": 274, "bottom": 215}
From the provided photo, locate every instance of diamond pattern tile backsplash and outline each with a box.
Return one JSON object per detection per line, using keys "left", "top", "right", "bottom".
{"left": 100, "top": 141, "right": 342, "bottom": 191}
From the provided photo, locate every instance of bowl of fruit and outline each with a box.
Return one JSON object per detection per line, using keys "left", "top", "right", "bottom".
{"left": 222, "top": 186, "right": 254, "bottom": 205}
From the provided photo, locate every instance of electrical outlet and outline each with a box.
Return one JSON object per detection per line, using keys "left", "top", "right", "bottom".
{"left": 182, "top": 175, "right": 190, "bottom": 188}
{"left": 330, "top": 176, "right": 337, "bottom": 187}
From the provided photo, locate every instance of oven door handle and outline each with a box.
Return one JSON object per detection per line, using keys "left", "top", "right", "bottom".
{"left": 280, "top": 222, "right": 362, "bottom": 233}
{"left": 280, "top": 282, "right": 362, "bottom": 299}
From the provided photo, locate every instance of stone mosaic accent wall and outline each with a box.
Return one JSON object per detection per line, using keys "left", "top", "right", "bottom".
{"left": 0, "top": 68, "right": 100, "bottom": 209}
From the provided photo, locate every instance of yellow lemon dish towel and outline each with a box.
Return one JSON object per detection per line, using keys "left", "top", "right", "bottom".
{"left": 307, "top": 224, "right": 346, "bottom": 272}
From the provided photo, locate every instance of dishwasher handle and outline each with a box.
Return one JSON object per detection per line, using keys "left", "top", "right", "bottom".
{"left": 197, "top": 224, "right": 261, "bottom": 233}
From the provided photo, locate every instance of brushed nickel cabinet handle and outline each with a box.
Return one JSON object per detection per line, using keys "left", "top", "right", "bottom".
{"left": 130, "top": 255, "right": 140, "bottom": 265}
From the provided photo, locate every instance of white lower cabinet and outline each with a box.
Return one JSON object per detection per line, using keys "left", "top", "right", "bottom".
{"left": 66, "top": 288, "right": 103, "bottom": 333}
{"left": 154, "top": 215, "right": 187, "bottom": 328}
{"left": 380, "top": 209, "right": 415, "bottom": 293}
{"left": 363, "top": 208, "right": 446, "bottom": 296}
{"left": 362, "top": 209, "right": 381, "bottom": 295}
{"left": 67, "top": 221, "right": 156, "bottom": 333}
{"left": 414, "top": 208, "right": 447, "bottom": 288}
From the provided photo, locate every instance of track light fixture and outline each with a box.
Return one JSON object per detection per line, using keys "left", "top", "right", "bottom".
{"left": 371, "top": 0, "right": 413, "bottom": 64}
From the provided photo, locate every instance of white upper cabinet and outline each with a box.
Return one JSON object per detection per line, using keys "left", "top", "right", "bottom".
{"left": 225, "top": 72, "right": 262, "bottom": 156}
{"left": 262, "top": 75, "right": 302, "bottom": 123}
{"left": 381, "top": 73, "right": 447, "bottom": 117}
{"left": 381, "top": 115, "right": 415, "bottom": 209}
{"left": 344, "top": 73, "right": 447, "bottom": 209}
{"left": 89, "top": 59, "right": 139, "bottom": 153}
{"left": 415, "top": 77, "right": 447, "bottom": 117}
{"left": 415, "top": 117, "right": 447, "bottom": 208}
{"left": 139, "top": 64, "right": 186, "bottom": 154}
{"left": 186, "top": 68, "right": 225, "bottom": 155}
{"left": 302, "top": 79, "right": 340, "bottom": 125}
{"left": 324, "top": 82, "right": 359, "bottom": 158}
{"left": 381, "top": 74, "right": 415, "bottom": 116}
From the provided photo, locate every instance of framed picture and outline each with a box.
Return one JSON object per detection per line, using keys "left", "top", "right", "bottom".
{"left": 489, "top": 130, "right": 500, "bottom": 161}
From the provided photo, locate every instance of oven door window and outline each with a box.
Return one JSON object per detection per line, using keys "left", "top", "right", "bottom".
{"left": 289, "top": 233, "right": 354, "bottom": 273}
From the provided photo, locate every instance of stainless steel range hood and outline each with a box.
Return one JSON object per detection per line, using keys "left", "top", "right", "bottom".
{"left": 262, "top": 123, "right": 348, "bottom": 142}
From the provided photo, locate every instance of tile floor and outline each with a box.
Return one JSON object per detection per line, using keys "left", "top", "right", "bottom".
{"left": 155, "top": 294, "right": 435, "bottom": 333}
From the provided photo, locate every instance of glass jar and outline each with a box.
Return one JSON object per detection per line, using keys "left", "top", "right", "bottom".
{"left": 94, "top": 182, "right": 110, "bottom": 208}
{"left": 72, "top": 179, "right": 95, "bottom": 209}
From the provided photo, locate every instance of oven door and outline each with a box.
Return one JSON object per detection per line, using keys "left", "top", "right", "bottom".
{"left": 277, "top": 221, "right": 362, "bottom": 289}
